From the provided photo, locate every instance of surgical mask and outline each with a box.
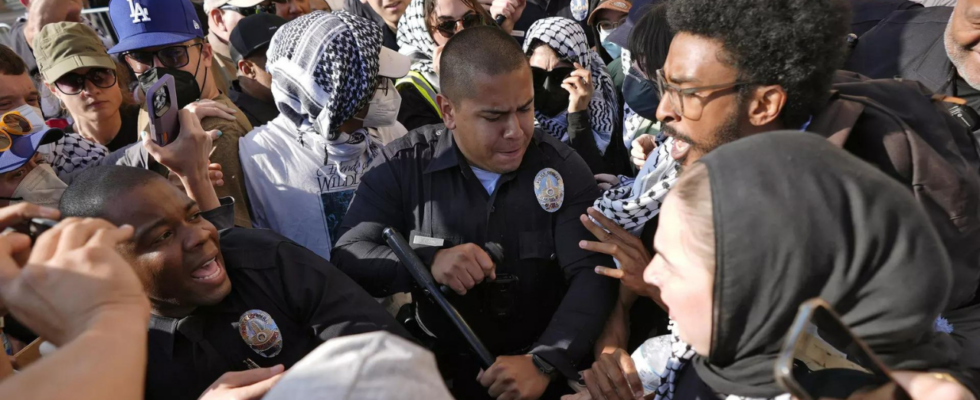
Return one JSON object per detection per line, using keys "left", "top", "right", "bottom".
{"left": 622, "top": 66, "right": 660, "bottom": 121}
{"left": 137, "top": 67, "right": 203, "bottom": 110}
{"left": 532, "top": 66, "right": 574, "bottom": 118}
{"left": 0, "top": 164, "right": 67, "bottom": 209}
{"left": 599, "top": 28, "right": 622, "bottom": 59}
{"left": 14, "top": 104, "right": 46, "bottom": 132}
{"left": 356, "top": 80, "right": 402, "bottom": 128}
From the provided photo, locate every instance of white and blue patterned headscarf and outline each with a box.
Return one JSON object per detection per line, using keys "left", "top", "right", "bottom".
{"left": 524, "top": 17, "right": 617, "bottom": 154}
{"left": 396, "top": 0, "right": 440, "bottom": 90}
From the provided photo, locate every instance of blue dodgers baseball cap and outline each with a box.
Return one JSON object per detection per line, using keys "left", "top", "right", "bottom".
{"left": 0, "top": 127, "right": 63, "bottom": 174}
{"left": 107, "top": 0, "right": 205, "bottom": 54}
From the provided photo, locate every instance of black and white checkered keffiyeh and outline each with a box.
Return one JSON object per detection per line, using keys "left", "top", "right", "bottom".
{"left": 523, "top": 17, "right": 617, "bottom": 153}
{"left": 41, "top": 131, "right": 109, "bottom": 178}
{"left": 593, "top": 135, "right": 679, "bottom": 232}
{"left": 267, "top": 11, "right": 383, "bottom": 142}
{"left": 396, "top": 0, "right": 440, "bottom": 90}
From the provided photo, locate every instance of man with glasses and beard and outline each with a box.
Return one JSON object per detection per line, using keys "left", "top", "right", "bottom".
{"left": 107, "top": 0, "right": 255, "bottom": 229}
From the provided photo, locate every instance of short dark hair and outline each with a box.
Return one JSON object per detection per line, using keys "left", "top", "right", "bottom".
{"left": 629, "top": 2, "right": 673, "bottom": 74}
{"left": 60, "top": 166, "right": 166, "bottom": 220}
{"left": 440, "top": 26, "right": 527, "bottom": 102}
{"left": 0, "top": 45, "right": 28, "bottom": 76}
{"left": 667, "top": 0, "right": 851, "bottom": 127}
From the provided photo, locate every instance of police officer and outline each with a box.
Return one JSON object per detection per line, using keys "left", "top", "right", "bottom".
{"left": 57, "top": 111, "right": 411, "bottom": 400}
{"left": 334, "top": 26, "right": 618, "bottom": 400}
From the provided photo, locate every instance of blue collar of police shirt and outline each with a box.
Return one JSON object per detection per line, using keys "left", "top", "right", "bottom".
{"left": 422, "top": 127, "right": 552, "bottom": 181}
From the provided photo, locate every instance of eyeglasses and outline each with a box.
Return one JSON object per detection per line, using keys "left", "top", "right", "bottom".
{"left": 220, "top": 2, "right": 275, "bottom": 16}
{"left": 0, "top": 112, "right": 34, "bottom": 152}
{"left": 123, "top": 43, "right": 204, "bottom": 74}
{"left": 432, "top": 12, "right": 488, "bottom": 39}
{"left": 54, "top": 68, "right": 117, "bottom": 95}
{"left": 597, "top": 18, "right": 626, "bottom": 31}
{"left": 654, "top": 69, "right": 752, "bottom": 121}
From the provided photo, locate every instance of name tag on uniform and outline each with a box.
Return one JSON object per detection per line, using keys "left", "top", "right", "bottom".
{"left": 413, "top": 235, "right": 445, "bottom": 247}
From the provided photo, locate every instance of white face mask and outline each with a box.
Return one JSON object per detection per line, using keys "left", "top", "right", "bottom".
{"left": 13, "top": 104, "right": 46, "bottom": 133}
{"left": 357, "top": 79, "right": 402, "bottom": 128}
{"left": 2, "top": 164, "right": 67, "bottom": 209}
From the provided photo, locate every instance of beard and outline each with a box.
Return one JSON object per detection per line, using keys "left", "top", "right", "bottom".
{"left": 661, "top": 104, "right": 744, "bottom": 165}
{"left": 946, "top": 20, "right": 980, "bottom": 90}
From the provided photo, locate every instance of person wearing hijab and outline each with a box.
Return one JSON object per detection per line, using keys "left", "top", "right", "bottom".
{"left": 523, "top": 17, "right": 626, "bottom": 174}
{"left": 239, "top": 10, "right": 412, "bottom": 261}
{"left": 628, "top": 132, "right": 975, "bottom": 400}
{"left": 394, "top": 0, "right": 523, "bottom": 131}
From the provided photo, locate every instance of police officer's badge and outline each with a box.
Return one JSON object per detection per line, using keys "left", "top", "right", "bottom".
{"left": 534, "top": 168, "right": 564, "bottom": 213}
{"left": 238, "top": 310, "right": 283, "bottom": 358}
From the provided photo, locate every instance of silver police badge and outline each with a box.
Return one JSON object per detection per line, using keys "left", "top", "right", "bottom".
{"left": 238, "top": 310, "right": 283, "bottom": 358}
{"left": 534, "top": 168, "right": 564, "bottom": 213}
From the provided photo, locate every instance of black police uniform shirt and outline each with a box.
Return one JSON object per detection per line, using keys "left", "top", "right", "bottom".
{"left": 145, "top": 198, "right": 412, "bottom": 400}
{"left": 333, "top": 124, "right": 618, "bottom": 380}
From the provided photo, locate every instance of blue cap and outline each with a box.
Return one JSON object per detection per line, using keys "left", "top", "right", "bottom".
{"left": 0, "top": 128, "right": 63, "bottom": 174}
{"left": 107, "top": 0, "right": 205, "bottom": 54}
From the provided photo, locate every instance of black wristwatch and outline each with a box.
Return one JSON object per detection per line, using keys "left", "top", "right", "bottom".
{"left": 531, "top": 354, "right": 558, "bottom": 379}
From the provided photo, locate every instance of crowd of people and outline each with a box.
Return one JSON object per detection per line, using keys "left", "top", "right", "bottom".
{"left": 0, "top": 0, "right": 978, "bottom": 399}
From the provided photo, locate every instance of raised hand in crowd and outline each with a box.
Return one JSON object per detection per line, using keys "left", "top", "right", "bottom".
{"left": 578, "top": 208, "right": 658, "bottom": 301}
{"left": 0, "top": 218, "right": 149, "bottom": 400}
{"left": 198, "top": 365, "right": 286, "bottom": 400}
{"left": 23, "top": 0, "right": 84, "bottom": 49}
{"left": 630, "top": 135, "right": 656, "bottom": 170}
{"left": 564, "top": 63, "right": 594, "bottom": 114}
{"left": 144, "top": 108, "right": 223, "bottom": 212}
{"left": 431, "top": 244, "right": 496, "bottom": 296}
{"left": 490, "top": 0, "right": 527, "bottom": 33}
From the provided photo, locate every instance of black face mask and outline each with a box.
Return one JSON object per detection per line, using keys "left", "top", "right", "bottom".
{"left": 138, "top": 67, "right": 203, "bottom": 110}
{"left": 622, "top": 66, "right": 661, "bottom": 121}
{"left": 532, "top": 66, "right": 575, "bottom": 118}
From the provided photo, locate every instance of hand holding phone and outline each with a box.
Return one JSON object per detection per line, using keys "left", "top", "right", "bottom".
{"left": 145, "top": 74, "right": 180, "bottom": 146}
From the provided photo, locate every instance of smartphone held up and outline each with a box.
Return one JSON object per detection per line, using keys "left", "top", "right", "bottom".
{"left": 145, "top": 74, "right": 180, "bottom": 146}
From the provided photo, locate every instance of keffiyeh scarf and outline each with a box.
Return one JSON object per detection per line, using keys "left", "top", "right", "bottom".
{"left": 523, "top": 17, "right": 617, "bottom": 153}
{"left": 593, "top": 134, "right": 679, "bottom": 232}
{"left": 397, "top": 0, "right": 440, "bottom": 90}
{"left": 41, "top": 132, "right": 108, "bottom": 178}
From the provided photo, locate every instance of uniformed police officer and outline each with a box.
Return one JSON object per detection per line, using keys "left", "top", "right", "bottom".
{"left": 57, "top": 111, "right": 411, "bottom": 400}
{"left": 334, "top": 26, "right": 618, "bottom": 400}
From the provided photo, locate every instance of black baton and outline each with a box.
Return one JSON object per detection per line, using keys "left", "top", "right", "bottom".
{"left": 383, "top": 227, "right": 496, "bottom": 369}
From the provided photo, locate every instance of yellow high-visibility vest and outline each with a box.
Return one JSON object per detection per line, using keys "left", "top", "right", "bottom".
{"left": 395, "top": 71, "right": 443, "bottom": 118}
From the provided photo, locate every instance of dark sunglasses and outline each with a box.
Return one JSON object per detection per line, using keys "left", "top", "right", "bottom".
{"left": 531, "top": 66, "right": 575, "bottom": 82}
{"left": 433, "top": 12, "right": 487, "bottom": 39}
{"left": 123, "top": 43, "right": 203, "bottom": 74}
{"left": 220, "top": 2, "right": 275, "bottom": 16}
{"left": 54, "top": 68, "right": 117, "bottom": 95}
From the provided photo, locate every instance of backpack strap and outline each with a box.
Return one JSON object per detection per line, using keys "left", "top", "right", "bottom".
{"left": 396, "top": 71, "right": 443, "bottom": 118}
{"left": 809, "top": 92, "right": 866, "bottom": 147}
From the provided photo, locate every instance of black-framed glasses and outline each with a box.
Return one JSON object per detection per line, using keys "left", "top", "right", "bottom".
{"left": 432, "top": 12, "right": 488, "bottom": 39}
{"left": 220, "top": 2, "right": 275, "bottom": 16}
{"left": 123, "top": 43, "right": 204, "bottom": 74}
{"left": 654, "top": 68, "right": 752, "bottom": 120}
{"left": 54, "top": 68, "right": 117, "bottom": 95}
{"left": 597, "top": 18, "right": 626, "bottom": 31}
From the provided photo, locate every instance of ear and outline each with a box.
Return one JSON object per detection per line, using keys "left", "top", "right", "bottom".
{"left": 238, "top": 60, "right": 256, "bottom": 79}
{"left": 43, "top": 82, "right": 60, "bottom": 98}
{"left": 208, "top": 9, "right": 225, "bottom": 31}
{"left": 201, "top": 42, "right": 214, "bottom": 66}
{"left": 745, "top": 85, "right": 786, "bottom": 127}
{"left": 436, "top": 93, "right": 456, "bottom": 130}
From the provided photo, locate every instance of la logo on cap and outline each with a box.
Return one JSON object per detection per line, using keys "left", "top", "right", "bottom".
{"left": 127, "top": 0, "right": 151, "bottom": 23}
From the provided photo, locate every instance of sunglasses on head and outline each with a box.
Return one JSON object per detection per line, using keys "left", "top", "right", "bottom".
{"left": 0, "top": 112, "right": 34, "bottom": 152}
{"left": 123, "top": 43, "right": 203, "bottom": 74}
{"left": 220, "top": 2, "right": 275, "bottom": 16}
{"left": 433, "top": 12, "right": 487, "bottom": 39}
{"left": 54, "top": 68, "right": 117, "bottom": 95}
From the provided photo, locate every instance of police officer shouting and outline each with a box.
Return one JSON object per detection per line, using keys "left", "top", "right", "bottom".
{"left": 334, "top": 26, "right": 618, "bottom": 400}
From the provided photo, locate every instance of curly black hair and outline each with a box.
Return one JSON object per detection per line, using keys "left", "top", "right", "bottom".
{"left": 667, "top": 0, "right": 852, "bottom": 127}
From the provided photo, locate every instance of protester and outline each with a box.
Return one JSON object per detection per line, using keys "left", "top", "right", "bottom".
{"left": 637, "top": 132, "right": 975, "bottom": 399}
{"left": 588, "top": 0, "right": 629, "bottom": 65}
{"left": 60, "top": 108, "right": 411, "bottom": 400}
{"left": 262, "top": 332, "right": 454, "bottom": 400}
{"left": 34, "top": 23, "right": 141, "bottom": 152}
{"left": 844, "top": 2, "right": 980, "bottom": 141}
{"left": 228, "top": 13, "right": 285, "bottom": 127}
{"left": 394, "top": 0, "right": 511, "bottom": 130}
{"left": 345, "top": 0, "right": 408, "bottom": 50}
{"left": 524, "top": 17, "right": 626, "bottom": 174}
{"left": 240, "top": 11, "right": 410, "bottom": 261}
{"left": 203, "top": 0, "right": 276, "bottom": 93}
{"left": 335, "top": 26, "right": 617, "bottom": 400}
{"left": 618, "top": 1, "right": 670, "bottom": 156}
{"left": 0, "top": 218, "right": 150, "bottom": 400}
{"left": 107, "top": 0, "right": 255, "bottom": 228}
{"left": 273, "top": 0, "right": 314, "bottom": 19}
